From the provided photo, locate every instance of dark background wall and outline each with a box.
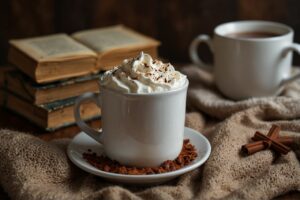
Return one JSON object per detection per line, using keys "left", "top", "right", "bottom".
{"left": 1, "top": 0, "right": 300, "bottom": 65}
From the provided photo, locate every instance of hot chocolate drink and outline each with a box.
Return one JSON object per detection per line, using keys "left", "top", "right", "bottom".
{"left": 75, "top": 52, "right": 189, "bottom": 167}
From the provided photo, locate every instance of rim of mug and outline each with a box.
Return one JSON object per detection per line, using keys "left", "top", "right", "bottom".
{"left": 214, "top": 20, "right": 294, "bottom": 41}
{"left": 99, "top": 79, "right": 189, "bottom": 96}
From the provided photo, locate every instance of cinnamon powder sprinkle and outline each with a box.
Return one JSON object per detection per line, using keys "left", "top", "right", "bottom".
{"left": 82, "top": 139, "right": 198, "bottom": 175}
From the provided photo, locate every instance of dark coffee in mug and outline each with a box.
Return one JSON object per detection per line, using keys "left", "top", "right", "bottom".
{"left": 227, "top": 31, "right": 280, "bottom": 39}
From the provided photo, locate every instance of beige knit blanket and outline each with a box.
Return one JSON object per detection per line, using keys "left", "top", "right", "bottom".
{"left": 0, "top": 66, "right": 300, "bottom": 200}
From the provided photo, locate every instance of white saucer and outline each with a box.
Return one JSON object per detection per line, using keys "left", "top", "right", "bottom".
{"left": 67, "top": 127, "right": 211, "bottom": 185}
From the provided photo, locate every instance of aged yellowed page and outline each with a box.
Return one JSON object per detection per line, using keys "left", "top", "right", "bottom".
{"left": 72, "top": 25, "right": 160, "bottom": 53}
{"left": 10, "top": 34, "right": 97, "bottom": 62}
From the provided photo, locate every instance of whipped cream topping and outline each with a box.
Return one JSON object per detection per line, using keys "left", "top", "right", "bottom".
{"left": 100, "top": 52, "right": 187, "bottom": 93}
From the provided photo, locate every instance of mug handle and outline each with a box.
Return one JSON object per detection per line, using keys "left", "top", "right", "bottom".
{"left": 189, "top": 34, "right": 214, "bottom": 71}
{"left": 74, "top": 92, "right": 103, "bottom": 143}
{"left": 280, "top": 43, "right": 300, "bottom": 86}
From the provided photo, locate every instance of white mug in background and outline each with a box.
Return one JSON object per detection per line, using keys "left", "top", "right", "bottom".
{"left": 189, "top": 21, "right": 300, "bottom": 100}
{"left": 74, "top": 81, "right": 188, "bottom": 167}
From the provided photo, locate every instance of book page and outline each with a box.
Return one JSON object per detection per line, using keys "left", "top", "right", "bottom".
{"left": 72, "top": 25, "right": 160, "bottom": 53}
{"left": 10, "top": 34, "right": 97, "bottom": 62}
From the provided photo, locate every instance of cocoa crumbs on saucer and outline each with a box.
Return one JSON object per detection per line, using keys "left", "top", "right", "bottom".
{"left": 82, "top": 139, "right": 198, "bottom": 175}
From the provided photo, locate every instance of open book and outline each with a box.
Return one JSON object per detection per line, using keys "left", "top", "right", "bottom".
{"left": 72, "top": 25, "right": 160, "bottom": 70}
{"left": 9, "top": 34, "right": 98, "bottom": 83}
{"left": 8, "top": 25, "right": 160, "bottom": 83}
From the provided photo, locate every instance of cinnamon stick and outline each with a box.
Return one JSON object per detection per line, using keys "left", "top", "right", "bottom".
{"left": 252, "top": 136, "right": 293, "bottom": 145}
{"left": 265, "top": 125, "right": 280, "bottom": 148}
{"left": 241, "top": 125, "right": 293, "bottom": 156}
{"left": 242, "top": 141, "right": 265, "bottom": 155}
{"left": 274, "top": 136, "right": 294, "bottom": 145}
{"left": 253, "top": 132, "right": 290, "bottom": 154}
{"left": 242, "top": 137, "right": 293, "bottom": 155}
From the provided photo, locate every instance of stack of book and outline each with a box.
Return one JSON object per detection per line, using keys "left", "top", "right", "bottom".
{"left": 1, "top": 25, "right": 160, "bottom": 130}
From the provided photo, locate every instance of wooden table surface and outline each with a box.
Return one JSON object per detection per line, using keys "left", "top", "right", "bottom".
{"left": 0, "top": 107, "right": 299, "bottom": 199}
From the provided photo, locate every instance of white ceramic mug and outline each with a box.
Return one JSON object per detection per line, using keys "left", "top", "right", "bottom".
{"left": 189, "top": 21, "right": 300, "bottom": 100}
{"left": 74, "top": 81, "right": 188, "bottom": 167}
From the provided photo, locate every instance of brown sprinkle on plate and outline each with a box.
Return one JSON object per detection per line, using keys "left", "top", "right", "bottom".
{"left": 82, "top": 139, "right": 198, "bottom": 175}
